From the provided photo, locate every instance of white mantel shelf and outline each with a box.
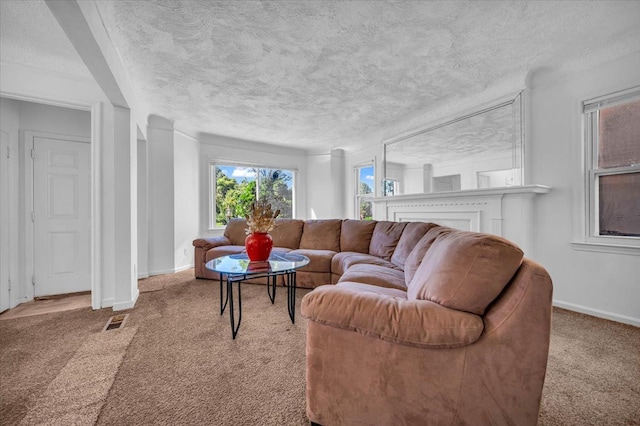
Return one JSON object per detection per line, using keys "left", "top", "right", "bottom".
{"left": 368, "top": 184, "right": 552, "bottom": 257}
{"left": 366, "top": 184, "right": 551, "bottom": 202}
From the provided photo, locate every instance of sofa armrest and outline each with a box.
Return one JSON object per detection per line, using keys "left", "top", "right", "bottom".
{"left": 301, "top": 284, "right": 483, "bottom": 348}
{"left": 193, "top": 236, "right": 231, "bottom": 251}
{"left": 193, "top": 236, "right": 232, "bottom": 279}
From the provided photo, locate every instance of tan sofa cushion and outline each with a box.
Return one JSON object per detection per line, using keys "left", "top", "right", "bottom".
{"left": 407, "top": 231, "right": 524, "bottom": 315}
{"left": 391, "top": 222, "right": 440, "bottom": 269}
{"left": 369, "top": 221, "right": 407, "bottom": 261}
{"left": 223, "top": 218, "right": 248, "bottom": 245}
{"left": 299, "top": 220, "right": 342, "bottom": 251}
{"left": 289, "top": 249, "right": 337, "bottom": 273}
{"left": 296, "top": 271, "right": 332, "bottom": 289}
{"left": 340, "top": 220, "right": 377, "bottom": 253}
{"left": 403, "top": 226, "right": 454, "bottom": 284}
{"left": 338, "top": 264, "right": 407, "bottom": 291}
{"left": 270, "top": 219, "right": 304, "bottom": 249}
{"left": 301, "top": 283, "right": 484, "bottom": 348}
{"left": 331, "top": 252, "right": 400, "bottom": 276}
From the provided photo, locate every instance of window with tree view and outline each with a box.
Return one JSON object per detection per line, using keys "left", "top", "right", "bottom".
{"left": 213, "top": 165, "right": 294, "bottom": 227}
{"left": 356, "top": 164, "right": 374, "bottom": 220}
{"left": 585, "top": 91, "right": 640, "bottom": 241}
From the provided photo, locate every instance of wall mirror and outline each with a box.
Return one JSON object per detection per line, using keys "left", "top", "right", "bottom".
{"left": 383, "top": 92, "right": 524, "bottom": 196}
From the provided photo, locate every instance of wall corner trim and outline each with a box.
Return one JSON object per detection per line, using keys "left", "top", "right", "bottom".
{"left": 112, "top": 289, "right": 139, "bottom": 312}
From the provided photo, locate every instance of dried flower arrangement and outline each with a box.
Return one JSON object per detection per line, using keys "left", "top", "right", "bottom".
{"left": 245, "top": 199, "right": 280, "bottom": 234}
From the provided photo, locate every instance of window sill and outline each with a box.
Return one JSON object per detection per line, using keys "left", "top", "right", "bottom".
{"left": 571, "top": 241, "right": 640, "bottom": 256}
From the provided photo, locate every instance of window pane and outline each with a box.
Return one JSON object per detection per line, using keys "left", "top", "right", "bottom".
{"left": 598, "top": 99, "right": 640, "bottom": 168}
{"left": 598, "top": 172, "right": 640, "bottom": 237}
{"left": 359, "top": 199, "right": 372, "bottom": 220}
{"left": 257, "top": 169, "right": 293, "bottom": 218}
{"left": 358, "top": 166, "right": 374, "bottom": 195}
{"left": 215, "top": 165, "right": 257, "bottom": 226}
{"left": 356, "top": 165, "right": 374, "bottom": 220}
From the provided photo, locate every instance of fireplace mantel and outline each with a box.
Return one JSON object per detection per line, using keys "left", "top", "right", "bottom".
{"left": 368, "top": 185, "right": 551, "bottom": 256}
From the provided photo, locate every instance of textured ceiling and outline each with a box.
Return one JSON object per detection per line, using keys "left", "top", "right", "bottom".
{"left": 0, "top": 0, "right": 93, "bottom": 80}
{"left": 2, "top": 1, "right": 640, "bottom": 152}
{"left": 93, "top": 0, "right": 640, "bottom": 150}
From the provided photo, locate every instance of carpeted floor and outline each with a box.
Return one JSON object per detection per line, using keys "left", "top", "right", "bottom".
{"left": 1, "top": 269, "right": 638, "bottom": 425}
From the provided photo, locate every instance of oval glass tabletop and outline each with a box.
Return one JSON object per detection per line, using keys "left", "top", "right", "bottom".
{"left": 206, "top": 252, "right": 310, "bottom": 275}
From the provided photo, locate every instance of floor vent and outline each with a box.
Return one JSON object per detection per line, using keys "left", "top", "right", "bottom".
{"left": 103, "top": 314, "right": 129, "bottom": 332}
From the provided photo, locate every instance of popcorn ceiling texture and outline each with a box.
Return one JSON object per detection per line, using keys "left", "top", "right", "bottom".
{"left": 92, "top": 0, "right": 640, "bottom": 149}
{"left": 2, "top": 1, "right": 640, "bottom": 151}
{"left": 0, "top": 0, "right": 93, "bottom": 80}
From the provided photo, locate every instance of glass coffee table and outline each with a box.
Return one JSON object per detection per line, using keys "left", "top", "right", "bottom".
{"left": 205, "top": 252, "right": 310, "bottom": 339}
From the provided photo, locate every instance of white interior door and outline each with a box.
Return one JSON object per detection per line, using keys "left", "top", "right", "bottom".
{"left": 33, "top": 136, "right": 91, "bottom": 297}
{"left": 0, "top": 131, "right": 10, "bottom": 311}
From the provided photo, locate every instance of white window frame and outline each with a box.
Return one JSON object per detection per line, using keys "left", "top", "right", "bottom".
{"left": 354, "top": 161, "right": 375, "bottom": 220}
{"left": 209, "top": 161, "right": 297, "bottom": 230}
{"left": 576, "top": 87, "right": 640, "bottom": 254}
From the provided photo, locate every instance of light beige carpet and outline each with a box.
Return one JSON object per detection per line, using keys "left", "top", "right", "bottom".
{"left": 1, "top": 269, "right": 639, "bottom": 425}
{"left": 19, "top": 327, "right": 137, "bottom": 426}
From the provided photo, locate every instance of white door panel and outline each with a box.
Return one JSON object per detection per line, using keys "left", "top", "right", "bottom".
{"left": 33, "top": 137, "right": 90, "bottom": 296}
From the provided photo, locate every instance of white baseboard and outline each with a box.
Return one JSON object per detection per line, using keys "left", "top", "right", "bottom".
{"left": 148, "top": 264, "right": 194, "bottom": 277}
{"left": 175, "top": 264, "right": 194, "bottom": 273}
{"left": 101, "top": 297, "right": 114, "bottom": 308}
{"left": 112, "top": 289, "right": 139, "bottom": 311}
{"left": 553, "top": 299, "right": 640, "bottom": 327}
{"left": 137, "top": 272, "right": 149, "bottom": 279}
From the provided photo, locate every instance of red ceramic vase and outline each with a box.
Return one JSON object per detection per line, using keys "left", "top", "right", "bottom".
{"left": 245, "top": 232, "right": 273, "bottom": 262}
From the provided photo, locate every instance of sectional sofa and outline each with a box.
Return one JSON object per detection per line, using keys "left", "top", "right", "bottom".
{"left": 194, "top": 218, "right": 440, "bottom": 289}
{"left": 192, "top": 218, "right": 553, "bottom": 425}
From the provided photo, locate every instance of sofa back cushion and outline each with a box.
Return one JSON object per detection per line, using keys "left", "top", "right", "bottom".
{"left": 270, "top": 219, "right": 305, "bottom": 249}
{"left": 300, "top": 220, "right": 342, "bottom": 251}
{"left": 340, "top": 220, "right": 377, "bottom": 253}
{"left": 223, "top": 218, "right": 249, "bottom": 245}
{"left": 369, "top": 221, "right": 408, "bottom": 261}
{"left": 403, "top": 226, "right": 452, "bottom": 284}
{"left": 407, "top": 230, "right": 524, "bottom": 315}
{"left": 391, "top": 222, "right": 440, "bottom": 269}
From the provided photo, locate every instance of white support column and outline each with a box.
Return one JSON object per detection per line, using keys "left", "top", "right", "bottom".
{"left": 45, "top": 0, "right": 140, "bottom": 311}
{"left": 146, "top": 115, "right": 176, "bottom": 275}
{"left": 98, "top": 103, "right": 138, "bottom": 310}
{"left": 330, "top": 149, "right": 346, "bottom": 219}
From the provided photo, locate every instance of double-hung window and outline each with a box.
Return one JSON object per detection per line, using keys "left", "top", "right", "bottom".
{"left": 355, "top": 163, "right": 374, "bottom": 220}
{"left": 211, "top": 164, "right": 295, "bottom": 228}
{"left": 583, "top": 88, "right": 640, "bottom": 250}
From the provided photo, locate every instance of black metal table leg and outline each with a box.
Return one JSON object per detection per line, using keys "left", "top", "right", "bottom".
{"left": 220, "top": 273, "right": 229, "bottom": 315}
{"left": 228, "top": 278, "right": 242, "bottom": 339}
{"left": 287, "top": 271, "right": 296, "bottom": 323}
{"left": 267, "top": 273, "right": 276, "bottom": 304}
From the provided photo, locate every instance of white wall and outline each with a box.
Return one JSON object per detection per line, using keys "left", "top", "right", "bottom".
{"left": 307, "top": 149, "right": 345, "bottom": 219}
{"left": 16, "top": 100, "right": 91, "bottom": 136}
{"left": 199, "top": 134, "right": 307, "bottom": 236}
{"left": 173, "top": 131, "right": 199, "bottom": 271}
{"left": 137, "top": 138, "right": 148, "bottom": 278}
{"left": 145, "top": 118, "right": 200, "bottom": 275}
{"left": 529, "top": 53, "right": 640, "bottom": 326}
